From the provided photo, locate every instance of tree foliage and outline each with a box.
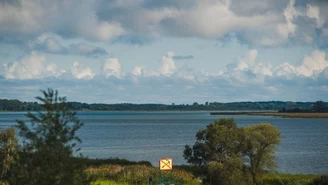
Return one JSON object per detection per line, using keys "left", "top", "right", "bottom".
{"left": 242, "top": 123, "right": 281, "bottom": 185}
{"left": 184, "top": 118, "right": 240, "bottom": 166}
{"left": 184, "top": 118, "right": 281, "bottom": 185}
{"left": 13, "top": 88, "right": 90, "bottom": 185}
{"left": 312, "top": 100, "right": 326, "bottom": 113}
{"left": 0, "top": 128, "right": 18, "bottom": 185}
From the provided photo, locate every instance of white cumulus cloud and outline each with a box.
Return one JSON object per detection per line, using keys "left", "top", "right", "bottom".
{"left": 71, "top": 62, "right": 95, "bottom": 80}
{"left": 132, "top": 66, "right": 144, "bottom": 76}
{"left": 160, "top": 51, "right": 176, "bottom": 75}
{"left": 102, "top": 57, "right": 121, "bottom": 78}
{"left": 296, "top": 50, "right": 328, "bottom": 77}
{"left": 2, "top": 52, "right": 46, "bottom": 79}
{"left": 226, "top": 49, "right": 258, "bottom": 71}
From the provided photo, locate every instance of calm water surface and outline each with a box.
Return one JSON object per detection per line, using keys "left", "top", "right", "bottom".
{"left": 0, "top": 111, "right": 327, "bottom": 174}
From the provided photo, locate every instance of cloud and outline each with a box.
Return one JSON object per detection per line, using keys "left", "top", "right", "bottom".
{"left": 275, "top": 62, "right": 297, "bottom": 78}
{"left": 67, "top": 43, "right": 108, "bottom": 57}
{"left": 226, "top": 49, "right": 258, "bottom": 71}
{"left": 132, "top": 66, "right": 144, "bottom": 76}
{"left": 30, "top": 34, "right": 108, "bottom": 57}
{"left": 318, "top": 67, "right": 328, "bottom": 79}
{"left": 0, "top": 0, "right": 327, "bottom": 47}
{"left": 131, "top": 52, "right": 177, "bottom": 77}
{"left": 1, "top": 49, "right": 328, "bottom": 103}
{"left": 2, "top": 52, "right": 50, "bottom": 79}
{"left": 71, "top": 62, "right": 95, "bottom": 80}
{"left": 306, "top": 4, "right": 325, "bottom": 28}
{"left": 102, "top": 57, "right": 121, "bottom": 78}
{"left": 33, "top": 36, "right": 64, "bottom": 53}
{"left": 222, "top": 49, "right": 328, "bottom": 88}
{"left": 78, "top": 19, "right": 124, "bottom": 41}
{"left": 276, "top": 0, "right": 299, "bottom": 39}
{"left": 160, "top": 51, "right": 176, "bottom": 75}
{"left": 0, "top": 51, "right": 99, "bottom": 80}
{"left": 233, "top": 49, "right": 328, "bottom": 78}
{"left": 0, "top": 0, "right": 125, "bottom": 41}
{"left": 173, "top": 55, "right": 194, "bottom": 60}
{"left": 295, "top": 50, "right": 328, "bottom": 77}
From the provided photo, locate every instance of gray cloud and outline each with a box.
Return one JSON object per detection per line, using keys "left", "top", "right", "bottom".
{"left": 111, "top": 35, "right": 153, "bottom": 45}
{"left": 173, "top": 55, "right": 194, "bottom": 60}
{"left": 31, "top": 37, "right": 108, "bottom": 57}
{"left": 141, "top": 0, "right": 197, "bottom": 10}
{"left": 0, "top": 0, "right": 124, "bottom": 42}
{"left": 68, "top": 43, "right": 108, "bottom": 57}
{"left": 0, "top": 0, "right": 327, "bottom": 47}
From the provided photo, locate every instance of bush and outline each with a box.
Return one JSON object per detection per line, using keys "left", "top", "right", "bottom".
{"left": 311, "top": 175, "right": 328, "bottom": 185}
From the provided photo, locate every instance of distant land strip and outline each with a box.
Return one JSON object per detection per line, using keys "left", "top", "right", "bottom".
{"left": 210, "top": 112, "right": 328, "bottom": 118}
{"left": 1, "top": 98, "right": 327, "bottom": 112}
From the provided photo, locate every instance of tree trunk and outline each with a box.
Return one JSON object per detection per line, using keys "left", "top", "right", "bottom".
{"left": 252, "top": 172, "right": 257, "bottom": 185}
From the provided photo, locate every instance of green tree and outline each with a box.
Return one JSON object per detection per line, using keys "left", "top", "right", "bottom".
{"left": 312, "top": 100, "right": 326, "bottom": 113}
{"left": 0, "top": 128, "right": 18, "bottom": 185}
{"left": 184, "top": 118, "right": 244, "bottom": 185}
{"left": 242, "top": 123, "right": 281, "bottom": 185}
{"left": 184, "top": 118, "right": 240, "bottom": 166}
{"left": 14, "top": 88, "right": 90, "bottom": 185}
{"left": 184, "top": 118, "right": 281, "bottom": 185}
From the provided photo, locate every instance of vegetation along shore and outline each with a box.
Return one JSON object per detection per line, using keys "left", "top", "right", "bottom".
{"left": 1, "top": 99, "right": 327, "bottom": 112}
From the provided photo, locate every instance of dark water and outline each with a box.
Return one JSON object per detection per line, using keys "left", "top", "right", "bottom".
{"left": 0, "top": 111, "right": 327, "bottom": 174}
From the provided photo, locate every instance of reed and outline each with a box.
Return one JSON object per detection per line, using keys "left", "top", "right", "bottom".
{"left": 86, "top": 164, "right": 201, "bottom": 185}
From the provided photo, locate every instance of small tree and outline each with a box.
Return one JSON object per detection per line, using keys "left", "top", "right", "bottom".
{"left": 242, "top": 123, "right": 281, "bottom": 185}
{"left": 184, "top": 118, "right": 244, "bottom": 185}
{"left": 15, "top": 88, "right": 90, "bottom": 185}
{"left": 184, "top": 118, "right": 240, "bottom": 166}
{"left": 0, "top": 128, "right": 18, "bottom": 185}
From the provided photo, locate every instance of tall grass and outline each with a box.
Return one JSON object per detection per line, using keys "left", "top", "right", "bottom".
{"left": 92, "top": 180, "right": 129, "bottom": 185}
{"left": 86, "top": 164, "right": 201, "bottom": 185}
{"left": 84, "top": 159, "right": 327, "bottom": 185}
{"left": 258, "top": 173, "right": 321, "bottom": 185}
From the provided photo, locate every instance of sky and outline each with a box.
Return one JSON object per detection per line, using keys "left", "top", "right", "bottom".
{"left": 0, "top": 0, "right": 328, "bottom": 104}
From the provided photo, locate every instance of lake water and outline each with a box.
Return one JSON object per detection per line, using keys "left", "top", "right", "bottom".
{"left": 0, "top": 111, "right": 327, "bottom": 174}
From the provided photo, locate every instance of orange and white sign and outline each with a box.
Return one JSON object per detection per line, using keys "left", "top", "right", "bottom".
{"left": 159, "top": 158, "right": 173, "bottom": 171}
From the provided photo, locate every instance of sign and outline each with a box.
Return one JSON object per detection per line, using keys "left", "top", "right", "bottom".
{"left": 159, "top": 158, "right": 173, "bottom": 171}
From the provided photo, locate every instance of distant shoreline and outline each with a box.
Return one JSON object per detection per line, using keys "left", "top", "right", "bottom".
{"left": 2, "top": 110, "right": 328, "bottom": 118}
{"left": 210, "top": 112, "right": 328, "bottom": 118}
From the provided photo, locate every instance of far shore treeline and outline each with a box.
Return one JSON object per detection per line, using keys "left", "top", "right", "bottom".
{"left": 0, "top": 99, "right": 327, "bottom": 112}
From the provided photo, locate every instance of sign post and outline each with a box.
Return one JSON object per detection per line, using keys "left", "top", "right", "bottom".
{"left": 159, "top": 158, "right": 173, "bottom": 184}
{"left": 159, "top": 158, "right": 173, "bottom": 171}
